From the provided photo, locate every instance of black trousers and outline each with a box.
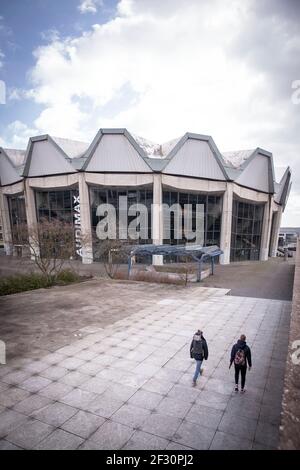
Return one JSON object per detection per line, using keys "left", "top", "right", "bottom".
{"left": 234, "top": 364, "right": 247, "bottom": 388}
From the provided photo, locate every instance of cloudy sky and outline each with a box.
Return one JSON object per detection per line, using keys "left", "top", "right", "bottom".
{"left": 0, "top": 0, "right": 299, "bottom": 225}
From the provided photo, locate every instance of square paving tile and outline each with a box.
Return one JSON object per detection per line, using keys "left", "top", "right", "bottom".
{"left": 259, "top": 404, "right": 282, "bottom": 425}
{"left": 32, "top": 402, "right": 77, "bottom": 426}
{"left": 166, "top": 441, "right": 193, "bottom": 451}
{"left": 203, "top": 378, "right": 235, "bottom": 396}
{"left": 123, "top": 430, "right": 169, "bottom": 450}
{"left": 218, "top": 412, "right": 257, "bottom": 441}
{"left": 23, "top": 361, "right": 49, "bottom": 374}
{"left": 77, "top": 361, "right": 104, "bottom": 375}
{"left": 0, "top": 409, "right": 28, "bottom": 438}
{"left": 85, "top": 394, "right": 124, "bottom": 418}
{"left": 14, "top": 394, "right": 53, "bottom": 415}
{"left": 1, "top": 370, "right": 32, "bottom": 386}
{"left": 60, "top": 388, "right": 98, "bottom": 409}
{"left": 0, "top": 439, "right": 22, "bottom": 450}
{"left": 111, "top": 403, "right": 151, "bottom": 428}
{"left": 78, "top": 376, "right": 109, "bottom": 395}
{"left": 74, "top": 350, "right": 99, "bottom": 361}
{"left": 167, "top": 384, "right": 201, "bottom": 404}
{"left": 40, "top": 365, "right": 69, "bottom": 380}
{"left": 59, "top": 371, "right": 89, "bottom": 387}
{"left": 196, "top": 390, "right": 230, "bottom": 411}
{"left": 39, "top": 382, "right": 73, "bottom": 400}
{"left": 35, "top": 429, "right": 84, "bottom": 450}
{"left": 42, "top": 352, "right": 67, "bottom": 365}
{"left": 6, "top": 419, "right": 54, "bottom": 449}
{"left": 156, "top": 397, "right": 192, "bottom": 419}
{"left": 173, "top": 421, "right": 215, "bottom": 450}
{"left": 225, "top": 396, "right": 261, "bottom": 420}
{"left": 128, "top": 389, "right": 164, "bottom": 410}
{"left": 254, "top": 421, "right": 280, "bottom": 448}
{"left": 61, "top": 410, "right": 105, "bottom": 438}
{"left": 104, "top": 383, "right": 137, "bottom": 402}
{"left": 19, "top": 376, "right": 52, "bottom": 393}
{"left": 59, "top": 357, "right": 86, "bottom": 370}
{"left": 117, "top": 372, "right": 149, "bottom": 389}
{"left": 210, "top": 430, "right": 253, "bottom": 450}
{"left": 89, "top": 421, "right": 134, "bottom": 449}
{"left": 0, "top": 387, "right": 31, "bottom": 408}
{"left": 152, "top": 367, "right": 183, "bottom": 384}
{"left": 97, "top": 367, "right": 126, "bottom": 382}
{"left": 185, "top": 404, "right": 223, "bottom": 430}
{"left": 142, "top": 378, "right": 174, "bottom": 395}
{"left": 140, "top": 412, "right": 182, "bottom": 440}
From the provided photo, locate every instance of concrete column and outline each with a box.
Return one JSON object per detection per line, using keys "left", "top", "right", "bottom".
{"left": 0, "top": 190, "right": 13, "bottom": 255}
{"left": 152, "top": 174, "right": 163, "bottom": 265}
{"left": 220, "top": 183, "right": 233, "bottom": 264}
{"left": 24, "top": 180, "right": 40, "bottom": 259}
{"left": 269, "top": 207, "right": 282, "bottom": 258}
{"left": 78, "top": 173, "right": 93, "bottom": 264}
{"left": 260, "top": 197, "right": 272, "bottom": 261}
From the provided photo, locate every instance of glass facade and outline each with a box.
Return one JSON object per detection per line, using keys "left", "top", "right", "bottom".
{"left": 35, "top": 189, "right": 78, "bottom": 223}
{"left": 8, "top": 193, "right": 27, "bottom": 244}
{"left": 230, "top": 199, "right": 264, "bottom": 262}
{"left": 162, "top": 190, "right": 222, "bottom": 246}
{"left": 35, "top": 188, "right": 80, "bottom": 258}
{"left": 90, "top": 186, "right": 153, "bottom": 260}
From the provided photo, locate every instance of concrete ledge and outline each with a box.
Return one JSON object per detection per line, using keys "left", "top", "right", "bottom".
{"left": 279, "top": 239, "right": 300, "bottom": 449}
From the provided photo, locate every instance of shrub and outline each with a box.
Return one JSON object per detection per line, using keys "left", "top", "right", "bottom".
{"left": 56, "top": 269, "right": 81, "bottom": 285}
{"left": 0, "top": 269, "right": 84, "bottom": 296}
{"left": 0, "top": 273, "right": 52, "bottom": 296}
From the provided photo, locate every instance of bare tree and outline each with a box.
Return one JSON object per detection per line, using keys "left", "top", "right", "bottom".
{"left": 92, "top": 235, "right": 130, "bottom": 279}
{"left": 19, "top": 219, "right": 78, "bottom": 283}
{"left": 176, "top": 255, "right": 198, "bottom": 286}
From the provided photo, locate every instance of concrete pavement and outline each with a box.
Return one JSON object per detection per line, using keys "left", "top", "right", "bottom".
{"left": 0, "top": 282, "right": 291, "bottom": 449}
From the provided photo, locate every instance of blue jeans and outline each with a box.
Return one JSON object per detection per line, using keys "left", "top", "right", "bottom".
{"left": 193, "top": 360, "right": 203, "bottom": 382}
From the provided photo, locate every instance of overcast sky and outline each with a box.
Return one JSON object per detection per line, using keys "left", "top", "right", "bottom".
{"left": 0, "top": 0, "right": 299, "bottom": 225}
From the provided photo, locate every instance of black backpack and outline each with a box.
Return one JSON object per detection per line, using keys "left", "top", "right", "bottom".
{"left": 192, "top": 335, "right": 204, "bottom": 357}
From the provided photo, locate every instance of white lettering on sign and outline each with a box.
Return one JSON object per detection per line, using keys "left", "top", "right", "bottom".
{"left": 73, "top": 194, "right": 83, "bottom": 257}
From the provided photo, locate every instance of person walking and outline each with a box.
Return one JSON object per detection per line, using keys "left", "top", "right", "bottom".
{"left": 229, "top": 334, "right": 252, "bottom": 393}
{"left": 190, "top": 329, "right": 208, "bottom": 386}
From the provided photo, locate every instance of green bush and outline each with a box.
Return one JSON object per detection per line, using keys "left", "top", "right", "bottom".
{"left": 0, "top": 269, "right": 82, "bottom": 296}
{"left": 0, "top": 273, "right": 52, "bottom": 296}
{"left": 56, "top": 269, "right": 81, "bottom": 285}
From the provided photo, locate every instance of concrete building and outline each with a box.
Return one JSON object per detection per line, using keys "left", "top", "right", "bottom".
{"left": 0, "top": 129, "right": 291, "bottom": 265}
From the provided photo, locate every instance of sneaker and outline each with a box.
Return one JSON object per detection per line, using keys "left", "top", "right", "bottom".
{"left": 235, "top": 385, "right": 239, "bottom": 392}
{"left": 240, "top": 388, "right": 246, "bottom": 394}
{"left": 192, "top": 380, "right": 197, "bottom": 387}
{"left": 200, "top": 368, "right": 204, "bottom": 375}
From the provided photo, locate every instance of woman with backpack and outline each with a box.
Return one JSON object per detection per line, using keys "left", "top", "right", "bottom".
{"left": 229, "top": 334, "right": 252, "bottom": 393}
{"left": 190, "top": 329, "right": 208, "bottom": 386}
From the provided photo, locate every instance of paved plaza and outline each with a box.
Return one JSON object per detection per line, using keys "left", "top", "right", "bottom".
{"left": 0, "top": 281, "right": 291, "bottom": 450}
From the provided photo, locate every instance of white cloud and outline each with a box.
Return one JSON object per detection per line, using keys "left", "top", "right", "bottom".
{"left": 4, "top": 0, "right": 300, "bottom": 224}
{"left": 0, "top": 121, "right": 38, "bottom": 149}
{"left": 78, "top": 0, "right": 103, "bottom": 14}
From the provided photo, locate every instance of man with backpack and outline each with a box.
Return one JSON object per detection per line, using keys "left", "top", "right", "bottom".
{"left": 190, "top": 329, "right": 208, "bottom": 386}
{"left": 229, "top": 334, "right": 252, "bottom": 393}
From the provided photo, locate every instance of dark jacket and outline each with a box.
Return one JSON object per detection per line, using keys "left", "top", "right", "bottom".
{"left": 230, "top": 340, "right": 252, "bottom": 367}
{"left": 190, "top": 334, "right": 208, "bottom": 361}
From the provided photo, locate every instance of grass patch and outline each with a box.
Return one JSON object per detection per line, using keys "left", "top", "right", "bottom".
{"left": 0, "top": 270, "right": 87, "bottom": 296}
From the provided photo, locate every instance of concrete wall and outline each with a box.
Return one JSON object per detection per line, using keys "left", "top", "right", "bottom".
{"left": 279, "top": 239, "right": 300, "bottom": 449}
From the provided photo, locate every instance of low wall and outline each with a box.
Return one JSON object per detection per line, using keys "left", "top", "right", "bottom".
{"left": 279, "top": 239, "right": 300, "bottom": 449}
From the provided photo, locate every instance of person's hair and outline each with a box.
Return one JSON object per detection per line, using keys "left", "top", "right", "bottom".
{"left": 240, "top": 334, "right": 246, "bottom": 341}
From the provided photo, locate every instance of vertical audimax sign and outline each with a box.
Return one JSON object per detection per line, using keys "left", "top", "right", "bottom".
{"left": 73, "top": 191, "right": 83, "bottom": 258}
